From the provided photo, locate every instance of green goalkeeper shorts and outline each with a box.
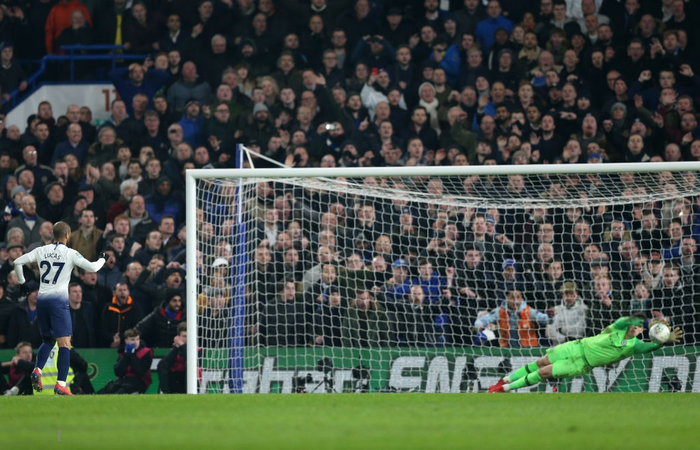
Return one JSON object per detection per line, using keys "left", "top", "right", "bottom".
{"left": 546, "top": 340, "right": 593, "bottom": 379}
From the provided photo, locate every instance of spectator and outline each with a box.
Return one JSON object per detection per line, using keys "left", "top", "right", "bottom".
{"left": 476, "top": 1, "right": 513, "bottom": 53}
{"left": 546, "top": 281, "right": 588, "bottom": 345}
{"left": 68, "top": 282, "right": 96, "bottom": 348}
{"left": 0, "top": 43, "right": 26, "bottom": 100}
{"left": 97, "top": 328, "right": 153, "bottom": 394}
{"left": 167, "top": 61, "right": 212, "bottom": 111}
{"left": 260, "top": 279, "right": 310, "bottom": 346}
{"left": 109, "top": 61, "right": 170, "bottom": 115}
{"left": 51, "top": 123, "right": 89, "bottom": 166}
{"left": 100, "top": 282, "right": 144, "bottom": 348}
{"left": 6, "top": 281, "right": 40, "bottom": 348}
{"left": 6, "top": 195, "right": 46, "bottom": 245}
{"left": 45, "top": 0, "right": 92, "bottom": 55}
{"left": 474, "top": 290, "right": 550, "bottom": 348}
{"left": 157, "top": 321, "right": 188, "bottom": 394}
{"left": 135, "top": 289, "right": 184, "bottom": 348}
{"left": 67, "top": 208, "right": 102, "bottom": 261}
{"left": 0, "top": 341, "right": 35, "bottom": 396}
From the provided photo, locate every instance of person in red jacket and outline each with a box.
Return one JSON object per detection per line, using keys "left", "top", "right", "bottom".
{"left": 45, "top": 0, "right": 92, "bottom": 54}
{"left": 157, "top": 321, "right": 187, "bottom": 394}
{"left": 97, "top": 328, "right": 153, "bottom": 394}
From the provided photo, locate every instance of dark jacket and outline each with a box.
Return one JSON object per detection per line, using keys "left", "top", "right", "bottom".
{"left": 100, "top": 296, "right": 145, "bottom": 347}
{"left": 135, "top": 302, "right": 185, "bottom": 348}
{"left": 70, "top": 302, "right": 96, "bottom": 348}
{"left": 6, "top": 301, "right": 41, "bottom": 349}
{"left": 114, "top": 345, "right": 153, "bottom": 391}
{"left": 260, "top": 299, "right": 310, "bottom": 347}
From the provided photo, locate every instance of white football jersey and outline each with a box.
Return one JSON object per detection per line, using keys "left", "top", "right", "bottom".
{"left": 14, "top": 243, "right": 105, "bottom": 300}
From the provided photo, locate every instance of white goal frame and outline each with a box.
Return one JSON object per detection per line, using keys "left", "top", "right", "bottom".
{"left": 185, "top": 159, "right": 700, "bottom": 394}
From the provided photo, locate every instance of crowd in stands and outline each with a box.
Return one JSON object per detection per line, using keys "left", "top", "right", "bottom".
{"left": 0, "top": 0, "right": 698, "bottom": 370}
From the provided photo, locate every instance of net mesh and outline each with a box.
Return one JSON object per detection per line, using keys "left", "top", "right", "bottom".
{"left": 192, "top": 157, "right": 700, "bottom": 393}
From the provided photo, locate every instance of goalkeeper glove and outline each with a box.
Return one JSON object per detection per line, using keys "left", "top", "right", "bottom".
{"left": 98, "top": 252, "right": 109, "bottom": 261}
{"left": 667, "top": 327, "right": 683, "bottom": 344}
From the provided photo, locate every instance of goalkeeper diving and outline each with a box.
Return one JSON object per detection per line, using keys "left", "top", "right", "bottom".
{"left": 488, "top": 314, "right": 683, "bottom": 393}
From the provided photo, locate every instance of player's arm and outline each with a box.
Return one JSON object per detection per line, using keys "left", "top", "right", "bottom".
{"left": 13, "top": 249, "right": 37, "bottom": 284}
{"left": 71, "top": 250, "right": 107, "bottom": 273}
{"left": 610, "top": 316, "right": 644, "bottom": 331}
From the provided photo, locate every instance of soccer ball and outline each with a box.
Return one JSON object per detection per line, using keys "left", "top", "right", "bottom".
{"left": 649, "top": 323, "right": 671, "bottom": 344}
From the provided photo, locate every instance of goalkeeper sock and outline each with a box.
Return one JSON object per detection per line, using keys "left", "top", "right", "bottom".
{"left": 35, "top": 343, "right": 52, "bottom": 371}
{"left": 57, "top": 347, "right": 70, "bottom": 384}
{"left": 505, "top": 372, "right": 543, "bottom": 392}
{"left": 506, "top": 361, "right": 539, "bottom": 383}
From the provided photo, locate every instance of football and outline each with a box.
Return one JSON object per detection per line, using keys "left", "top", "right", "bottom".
{"left": 649, "top": 323, "right": 671, "bottom": 344}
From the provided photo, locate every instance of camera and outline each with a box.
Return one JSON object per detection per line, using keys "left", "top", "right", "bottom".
{"left": 343, "top": 150, "right": 357, "bottom": 160}
{"left": 325, "top": 123, "right": 339, "bottom": 131}
{"left": 293, "top": 153, "right": 302, "bottom": 164}
{"left": 292, "top": 373, "right": 313, "bottom": 393}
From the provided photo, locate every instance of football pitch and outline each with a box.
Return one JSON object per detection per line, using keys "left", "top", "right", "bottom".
{"left": 3, "top": 394, "right": 700, "bottom": 449}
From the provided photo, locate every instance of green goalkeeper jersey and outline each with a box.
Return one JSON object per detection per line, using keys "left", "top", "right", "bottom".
{"left": 580, "top": 317, "right": 662, "bottom": 367}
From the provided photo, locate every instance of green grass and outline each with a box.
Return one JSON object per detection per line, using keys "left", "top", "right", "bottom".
{"left": 2, "top": 394, "right": 700, "bottom": 449}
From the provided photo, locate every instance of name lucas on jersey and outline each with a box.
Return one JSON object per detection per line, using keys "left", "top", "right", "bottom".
{"left": 44, "top": 252, "right": 63, "bottom": 260}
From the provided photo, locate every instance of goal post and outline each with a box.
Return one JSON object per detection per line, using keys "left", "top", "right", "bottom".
{"left": 187, "top": 159, "right": 700, "bottom": 394}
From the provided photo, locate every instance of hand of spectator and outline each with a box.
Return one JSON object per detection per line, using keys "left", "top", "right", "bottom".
{"left": 221, "top": 0, "right": 233, "bottom": 6}
{"left": 208, "top": 135, "right": 221, "bottom": 151}
{"left": 638, "top": 70, "right": 652, "bottom": 83}
{"left": 218, "top": 152, "right": 230, "bottom": 165}
{"left": 173, "top": 335, "right": 185, "bottom": 347}
{"left": 682, "top": 132, "right": 693, "bottom": 145}
{"left": 566, "top": 75, "right": 578, "bottom": 83}
{"left": 18, "top": 81, "right": 27, "bottom": 92}
{"left": 680, "top": 64, "right": 694, "bottom": 78}
{"left": 399, "top": 81, "right": 407, "bottom": 90}
{"left": 284, "top": 153, "right": 296, "bottom": 167}
{"left": 359, "top": 117, "right": 369, "bottom": 131}
{"left": 603, "top": 119, "right": 613, "bottom": 132}
{"left": 497, "top": 135, "right": 507, "bottom": 150}
{"left": 315, "top": 73, "right": 326, "bottom": 86}
{"left": 367, "top": 73, "right": 377, "bottom": 86}
{"left": 123, "top": 42, "right": 131, "bottom": 50}
{"left": 634, "top": 95, "right": 644, "bottom": 109}
{"left": 166, "top": 261, "right": 181, "bottom": 269}
{"left": 102, "top": 223, "right": 113, "bottom": 240}
{"left": 529, "top": 132, "right": 540, "bottom": 145}
{"left": 442, "top": 289, "right": 451, "bottom": 300}
{"left": 316, "top": 294, "right": 325, "bottom": 304}
{"left": 651, "top": 113, "right": 664, "bottom": 128}
{"left": 317, "top": 123, "right": 329, "bottom": 135}
{"left": 260, "top": 238, "right": 269, "bottom": 247}
{"left": 362, "top": 35, "right": 371, "bottom": 41}
{"left": 445, "top": 267, "right": 455, "bottom": 279}
{"left": 435, "top": 148, "right": 446, "bottom": 163}
{"left": 495, "top": 234, "right": 511, "bottom": 245}
{"left": 315, "top": 336, "right": 324, "bottom": 345}
{"left": 202, "top": 104, "right": 211, "bottom": 118}
{"left": 11, "top": 6, "right": 24, "bottom": 20}
{"left": 111, "top": 333, "right": 121, "bottom": 348}
{"left": 530, "top": 68, "right": 543, "bottom": 78}
{"left": 279, "top": 129, "right": 290, "bottom": 146}
{"left": 2, "top": 93, "right": 10, "bottom": 102}
{"left": 191, "top": 23, "right": 203, "bottom": 38}
{"left": 409, "top": 34, "right": 420, "bottom": 48}
{"left": 10, "top": 355, "right": 19, "bottom": 365}
{"left": 460, "top": 287, "right": 477, "bottom": 298}
{"left": 143, "top": 56, "right": 153, "bottom": 69}
{"left": 478, "top": 94, "right": 489, "bottom": 109}
{"left": 448, "top": 91, "right": 460, "bottom": 102}
{"left": 604, "top": 46, "right": 615, "bottom": 61}
{"left": 130, "top": 241, "right": 142, "bottom": 257}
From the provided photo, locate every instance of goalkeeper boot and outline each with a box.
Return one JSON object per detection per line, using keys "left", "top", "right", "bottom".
{"left": 487, "top": 379, "right": 505, "bottom": 393}
{"left": 30, "top": 368, "right": 43, "bottom": 392}
{"left": 54, "top": 383, "right": 74, "bottom": 396}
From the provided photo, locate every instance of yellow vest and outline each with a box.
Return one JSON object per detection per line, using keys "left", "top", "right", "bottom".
{"left": 35, "top": 344, "right": 75, "bottom": 396}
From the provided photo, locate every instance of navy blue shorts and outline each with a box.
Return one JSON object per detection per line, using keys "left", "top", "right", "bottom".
{"left": 36, "top": 296, "right": 72, "bottom": 338}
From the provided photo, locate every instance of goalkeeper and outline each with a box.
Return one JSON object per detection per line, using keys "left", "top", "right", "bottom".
{"left": 488, "top": 314, "right": 683, "bottom": 393}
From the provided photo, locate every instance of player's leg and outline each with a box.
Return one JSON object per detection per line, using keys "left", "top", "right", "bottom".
{"left": 53, "top": 301, "right": 74, "bottom": 395}
{"left": 488, "top": 354, "right": 550, "bottom": 392}
{"left": 504, "top": 363, "right": 554, "bottom": 392}
{"left": 32, "top": 300, "right": 55, "bottom": 392}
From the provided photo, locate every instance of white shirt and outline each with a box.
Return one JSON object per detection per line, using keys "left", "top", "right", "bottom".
{"left": 14, "top": 242, "right": 105, "bottom": 300}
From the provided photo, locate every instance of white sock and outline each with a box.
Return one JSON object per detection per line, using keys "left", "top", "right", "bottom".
{"left": 503, "top": 384, "right": 511, "bottom": 392}
{"left": 503, "top": 376, "right": 511, "bottom": 383}
{"left": 57, "top": 381, "right": 66, "bottom": 387}
{"left": 35, "top": 368, "right": 42, "bottom": 374}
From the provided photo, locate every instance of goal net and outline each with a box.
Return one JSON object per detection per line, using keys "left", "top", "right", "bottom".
{"left": 186, "top": 155, "right": 700, "bottom": 394}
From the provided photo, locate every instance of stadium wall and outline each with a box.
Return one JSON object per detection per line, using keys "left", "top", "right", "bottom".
{"left": 5, "top": 83, "right": 118, "bottom": 128}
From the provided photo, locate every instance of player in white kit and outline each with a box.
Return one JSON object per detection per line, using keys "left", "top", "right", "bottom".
{"left": 13, "top": 221, "right": 106, "bottom": 395}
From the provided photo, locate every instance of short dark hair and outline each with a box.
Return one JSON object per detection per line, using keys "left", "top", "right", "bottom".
{"left": 124, "top": 328, "right": 140, "bottom": 339}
